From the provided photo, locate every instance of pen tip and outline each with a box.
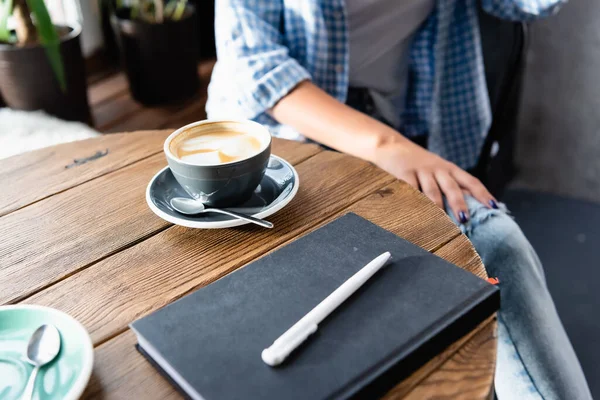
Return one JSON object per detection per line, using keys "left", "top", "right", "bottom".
{"left": 379, "top": 252, "right": 392, "bottom": 263}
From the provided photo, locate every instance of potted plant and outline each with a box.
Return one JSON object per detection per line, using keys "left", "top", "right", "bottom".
{"left": 189, "top": 0, "right": 214, "bottom": 59}
{"left": 110, "top": 0, "right": 199, "bottom": 105}
{"left": 0, "top": 0, "right": 92, "bottom": 124}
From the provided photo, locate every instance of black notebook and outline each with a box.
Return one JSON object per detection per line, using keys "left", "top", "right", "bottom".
{"left": 131, "top": 213, "right": 499, "bottom": 400}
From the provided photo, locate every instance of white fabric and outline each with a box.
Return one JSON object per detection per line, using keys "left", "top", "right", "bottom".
{"left": 346, "top": 0, "right": 434, "bottom": 128}
{"left": 0, "top": 108, "right": 100, "bottom": 159}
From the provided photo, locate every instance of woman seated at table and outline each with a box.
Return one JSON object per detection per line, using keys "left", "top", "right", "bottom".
{"left": 206, "top": 0, "right": 592, "bottom": 398}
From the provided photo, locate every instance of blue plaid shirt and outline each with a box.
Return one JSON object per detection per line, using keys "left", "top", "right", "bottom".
{"left": 206, "top": 0, "right": 564, "bottom": 169}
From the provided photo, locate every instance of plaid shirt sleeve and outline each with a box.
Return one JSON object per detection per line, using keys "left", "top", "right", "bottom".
{"left": 482, "top": 0, "right": 567, "bottom": 21}
{"left": 212, "top": 0, "right": 311, "bottom": 120}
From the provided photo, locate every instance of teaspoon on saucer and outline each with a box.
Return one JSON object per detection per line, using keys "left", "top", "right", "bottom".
{"left": 22, "top": 324, "right": 61, "bottom": 400}
{"left": 169, "top": 197, "right": 274, "bottom": 229}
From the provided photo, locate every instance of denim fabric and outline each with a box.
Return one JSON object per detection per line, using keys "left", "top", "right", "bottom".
{"left": 446, "top": 196, "right": 592, "bottom": 400}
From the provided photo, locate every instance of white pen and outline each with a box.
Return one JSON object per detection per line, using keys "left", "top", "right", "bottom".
{"left": 261, "top": 251, "right": 392, "bottom": 367}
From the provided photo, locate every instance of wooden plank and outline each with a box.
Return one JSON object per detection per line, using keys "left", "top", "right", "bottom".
{"left": 81, "top": 191, "right": 491, "bottom": 400}
{"left": 91, "top": 60, "right": 214, "bottom": 133}
{"left": 381, "top": 319, "right": 496, "bottom": 400}
{"left": 88, "top": 72, "right": 129, "bottom": 106}
{"left": 85, "top": 49, "right": 120, "bottom": 85}
{"left": 106, "top": 63, "right": 213, "bottom": 133}
{"left": 104, "top": 105, "right": 188, "bottom": 134}
{"left": 346, "top": 182, "right": 461, "bottom": 252}
{"left": 87, "top": 66, "right": 119, "bottom": 86}
{"left": 0, "top": 130, "right": 172, "bottom": 217}
{"left": 271, "top": 137, "right": 322, "bottom": 162}
{"left": 158, "top": 99, "right": 207, "bottom": 130}
{"left": 93, "top": 91, "right": 143, "bottom": 132}
{"left": 434, "top": 234, "right": 487, "bottom": 279}
{"left": 104, "top": 95, "right": 205, "bottom": 134}
{"left": 0, "top": 153, "right": 169, "bottom": 305}
{"left": 402, "top": 321, "right": 496, "bottom": 400}
{"left": 82, "top": 330, "right": 180, "bottom": 400}
{"left": 25, "top": 179, "right": 471, "bottom": 375}
{"left": 157, "top": 79, "right": 210, "bottom": 130}
{"left": 11, "top": 133, "right": 494, "bottom": 398}
{"left": 1, "top": 138, "right": 320, "bottom": 305}
{"left": 22, "top": 151, "right": 395, "bottom": 344}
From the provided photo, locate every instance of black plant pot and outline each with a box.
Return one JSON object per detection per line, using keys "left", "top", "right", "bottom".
{"left": 113, "top": 7, "right": 200, "bottom": 106}
{"left": 100, "top": 0, "right": 121, "bottom": 63}
{"left": 190, "top": 0, "right": 215, "bottom": 59}
{"left": 0, "top": 25, "right": 92, "bottom": 124}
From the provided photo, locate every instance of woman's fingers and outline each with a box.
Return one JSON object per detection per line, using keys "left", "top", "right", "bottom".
{"left": 398, "top": 171, "right": 419, "bottom": 189}
{"left": 452, "top": 168, "right": 498, "bottom": 209}
{"left": 417, "top": 170, "right": 443, "bottom": 208}
{"left": 435, "top": 170, "right": 469, "bottom": 223}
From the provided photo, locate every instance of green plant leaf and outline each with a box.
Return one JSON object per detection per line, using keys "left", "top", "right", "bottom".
{"left": 164, "top": 0, "right": 175, "bottom": 19}
{"left": 27, "top": 0, "right": 66, "bottom": 91}
{"left": 171, "top": 0, "right": 186, "bottom": 21}
{"left": 130, "top": 1, "right": 139, "bottom": 20}
{"left": 0, "top": 0, "right": 14, "bottom": 42}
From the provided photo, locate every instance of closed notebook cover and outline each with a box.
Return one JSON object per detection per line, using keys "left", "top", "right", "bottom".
{"left": 131, "top": 213, "right": 499, "bottom": 400}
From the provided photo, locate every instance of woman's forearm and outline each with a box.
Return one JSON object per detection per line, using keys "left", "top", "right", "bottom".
{"left": 269, "top": 80, "right": 496, "bottom": 219}
{"left": 269, "top": 80, "right": 410, "bottom": 163}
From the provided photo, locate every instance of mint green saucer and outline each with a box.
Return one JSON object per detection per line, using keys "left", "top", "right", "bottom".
{"left": 0, "top": 305, "right": 93, "bottom": 400}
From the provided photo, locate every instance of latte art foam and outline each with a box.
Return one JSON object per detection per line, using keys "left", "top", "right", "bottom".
{"left": 171, "top": 129, "right": 264, "bottom": 165}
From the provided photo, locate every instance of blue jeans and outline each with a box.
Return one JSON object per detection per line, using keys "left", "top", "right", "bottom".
{"left": 446, "top": 196, "right": 592, "bottom": 400}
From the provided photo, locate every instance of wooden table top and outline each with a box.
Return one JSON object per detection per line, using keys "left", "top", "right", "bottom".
{"left": 0, "top": 130, "right": 497, "bottom": 399}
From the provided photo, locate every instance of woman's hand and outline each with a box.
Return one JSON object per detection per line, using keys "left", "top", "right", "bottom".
{"left": 373, "top": 139, "right": 498, "bottom": 223}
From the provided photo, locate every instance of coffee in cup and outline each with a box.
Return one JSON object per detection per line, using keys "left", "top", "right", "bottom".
{"left": 164, "top": 120, "right": 272, "bottom": 207}
{"left": 169, "top": 127, "right": 264, "bottom": 165}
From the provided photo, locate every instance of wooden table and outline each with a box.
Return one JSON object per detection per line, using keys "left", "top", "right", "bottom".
{"left": 0, "top": 131, "right": 497, "bottom": 399}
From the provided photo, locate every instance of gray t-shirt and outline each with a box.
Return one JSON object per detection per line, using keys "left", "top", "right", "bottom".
{"left": 347, "top": 0, "right": 434, "bottom": 128}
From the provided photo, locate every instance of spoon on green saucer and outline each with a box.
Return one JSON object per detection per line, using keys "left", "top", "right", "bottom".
{"left": 21, "top": 324, "right": 61, "bottom": 400}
